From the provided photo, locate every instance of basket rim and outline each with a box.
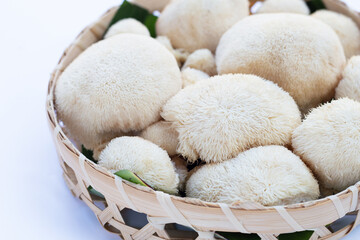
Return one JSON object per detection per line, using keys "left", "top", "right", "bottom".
{"left": 46, "top": 2, "right": 360, "bottom": 235}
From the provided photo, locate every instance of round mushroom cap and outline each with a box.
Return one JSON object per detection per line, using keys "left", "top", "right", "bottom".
{"left": 181, "top": 68, "right": 210, "bottom": 88}
{"left": 186, "top": 146, "right": 320, "bottom": 205}
{"left": 140, "top": 121, "right": 179, "bottom": 156}
{"left": 256, "top": 0, "right": 310, "bottom": 15}
{"left": 129, "top": 0, "right": 171, "bottom": 12}
{"left": 312, "top": 10, "right": 360, "bottom": 59}
{"left": 55, "top": 34, "right": 181, "bottom": 150}
{"left": 156, "top": 0, "right": 249, "bottom": 52}
{"left": 292, "top": 98, "right": 360, "bottom": 193}
{"left": 216, "top": 13, "right": 346, "bottom": 112}
{"left": 336, "top": 56, "right": 360, "bottom": 101}
{"left": 183, "top": 49, "right": 217, "bottom": 76}
{"left": 104, "top": 18, "right": 150, "bottom": 39}
{"left": 162, "top": 74, "right": 301, "bottom": 163}
{"left": 98, "top": 137, "right": 180, "bottom": 195}
{"left": 171, "top": 156, "right": 188, "bottom": 192}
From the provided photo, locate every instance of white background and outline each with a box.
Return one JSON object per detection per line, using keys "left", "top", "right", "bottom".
{"left": 0, "top": 0, "right": 359, "bottom": 239}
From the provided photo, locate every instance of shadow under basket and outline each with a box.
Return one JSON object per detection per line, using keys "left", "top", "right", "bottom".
{"left": 46, "top": 1, "right": 360, "bottom": 239}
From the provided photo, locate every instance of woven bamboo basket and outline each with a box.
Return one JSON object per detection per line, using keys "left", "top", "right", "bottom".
{"left": 46, "top": 0, "right": 360, "bottom": 239}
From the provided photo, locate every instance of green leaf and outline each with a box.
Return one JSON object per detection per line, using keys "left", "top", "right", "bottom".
{"left": 104, "top": 0, "right": 158, "bottom": 38}
{"left": 87, "top": 186, "right": 105, "bottom": 199}
{"left": 278, "top": 231, "right": 314, "bottom": 240}
{"left": 306, "top": 0, "right": 326, "bottom": 13}
{"left": 114, "top": 169, "right": 150, "bottom": 188}
{"left": 81, "top": 145, "right": 96, "bottom": 163}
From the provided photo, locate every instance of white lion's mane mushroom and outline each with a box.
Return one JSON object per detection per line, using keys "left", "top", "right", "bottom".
{"left": 130, "top": 0, "right": 171, "bottom": 12}
{"left": 140, "top": 121, "right": 179, "bottom": 156}
{"left": 156, "top": 36, "right": 189, "bottom": 67}
{"left": 186, "top": 146, "right": 320, "bottom": 205}
{"left": 181, "top": 68, "right": 209, "bottom": 88}
{"left": 256, "top": 0, "right": 310, "bottom": 15}
{"left": 55, "top": 34, "right": 181, "bottom": 151}
{"left": 216, "top": 13, "right": 346, "bottom": 112}
{"left": 98, "top": 137, "right": 180, "bottom": 195}
{"left": 162, "top": 74, "right": 301, "bottom": 163}
{"left": 104, "top": 18, "right": 150, "bottom": 39}
{"left": 336, "top": 56, "right": 360, "bottom": 101}
{"left": 292, "top": 98, "right": 360, "bottom": 194}
{"left": 156, "top": 0, "right": 250, "bottom": 53}
{"left": 171, "top": 156, "right": 188, "bottom": 192}
{"left": 182, "top": 49, "right": 217, "bottom": 76}
{"left": 312, "top": 10, "right": 360, "bottom": 59}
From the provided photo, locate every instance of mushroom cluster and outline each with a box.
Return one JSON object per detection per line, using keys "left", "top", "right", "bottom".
{"left": 55, "top": 0, "right": 360, "bottom": 205}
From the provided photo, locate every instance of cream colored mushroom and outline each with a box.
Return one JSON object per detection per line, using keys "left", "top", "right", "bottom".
{"left": 183, "top": 49, "right": 217, "bottom": 76}
{"left": 181, "top": 68, "right": 209, "bottom": 88}
{"left": 216, "top": 13, "right": 346, "bottom": 112}
{"left": 256, "top": 0, "right": 310, "bottom": 15}
{"left": 336, "top": 56, "right": 360, "bottom": 101}
{"left": 162, "top": 74, "right": 301, "bottom": 163}
{"left": 140, "top": 121, "right": 179, "bottom": 156}
{"left": 104, "top": 18, "right": 150, "bottom": 39}
{"left": 292, "top": 98, "right": 360, "bottom": 194}
{"left": 55, "top": 34, "right": 181, "bottom": 150}
{"left": 156, "top": 0, "right": 250, "bottom": 52}
{"left": 130, "top": 0, "right": 171, "bottom": 12}
{"left": 186, "top": 146, "right": 320, "bottom": 205}
{"left": 99, "top": 136, "right": 180, "bottom": 195}
{"left": 312, "top": 10, "right": 360, "bottom": 59}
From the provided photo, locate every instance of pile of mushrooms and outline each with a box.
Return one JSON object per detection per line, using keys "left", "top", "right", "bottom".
{"left": 55, "top": 0, "right": 360, "bottom": 206}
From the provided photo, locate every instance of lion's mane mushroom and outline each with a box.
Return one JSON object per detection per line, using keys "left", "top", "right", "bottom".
{"left": 156, "top": 0, "right": 250, "bottom": 52}
{"left": 140, "top": 121, "right": 179, "bottom": 156}
{"left": 216, "top": 13, "right": 346, "bottom": 112}
{"left": 256, "top": 0, "right": 310, "bottom": 15}
{"left": 186, "top": 146, "right": 320, "bottom": 205}
{"left": 312, "top": 10, "right": 360, "bottom": 59}
{"left": 162, "top": 74, "right": 301, "bottom": 163}
{"left": 336, "top": 56, "right": 360, "bottom": 101}
{"left": 55, "top": 34, "right": 181, "bottom": 150}
{"left": 130, "top": 0, "right": 171, "bottom": 12}
{"left": 181, "top": 68, "right": 209, "bottom": 88}
{"left": 182, "top": 49, "right": 217, "bottom": 76}
{"left": 292, "top": 98, "right": 360, "bottom": 194}
{"left": 104, "top": 18, "right": 150, "bottom": 39}
{"left": 99, "top": 137, "right": 180, "bottom": 195}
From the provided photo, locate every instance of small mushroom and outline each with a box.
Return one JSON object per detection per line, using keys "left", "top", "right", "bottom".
{"left": 162, "top": 74, "right": 301, "bottom": 163}
{"left": 104, "top": 18, "right": 150, "bottom": 39}
{"left": 98, "top": 137, "right": 180, "bottom": 195}
{"left": 140, "top": 121, "right": 179, "bottom": 156}
{"left": 181, "top": 68, "right": 209, "bottom": 88}
{"left": 186, "top": 146, "right": 320, "bottom": 205}
{"left": 156, "top": 0, "right": 250, "bottom": 52}
{"left": 216, "top": 13, "right": 346, "bottom": 112}
{"left": 256, "top": 0, "right": 310, "bottom": 15}
{"left": 292, "top": 98, "right": 360, "bottom": 194}
{"left": 182, "top": 49, "right": 217, "bottom": 76}
{"left": 55, "top": 34, "right": 181, "bottom": 150}
{"left": 312, "top": 10, "right": 360, "bottom": 59}
{"left": 335, "top": 56, "right": 360, "bottom": 101}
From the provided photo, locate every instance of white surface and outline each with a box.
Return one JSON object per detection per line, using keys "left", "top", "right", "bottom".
{"left": 0, "top": 0, "right": 359, "bottom": 239}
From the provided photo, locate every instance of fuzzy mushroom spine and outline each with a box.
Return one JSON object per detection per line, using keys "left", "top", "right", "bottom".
{"left": 162, "top": 74, "right": 301, "bottom": 163}
{"left": 256, "top": 0, "right": 310, "bottom": 15}
{"left": 292, "top": 98, "right": 360, "bottom": 195}
{"left": 186, "top": 145, "right": 320, "bottom": 205}
{"left": 55, "top": 34, "right": 181, "bottom": 151}
{"left": 140, "top": 121, "right": 179, "bottom": 156}
{"left": 104, "top": 18, "right": 150, "bottom": 39}
{"left": 312, "top": 10, "right": 360, "bottom": 59}
{"left": 156, "top": 0, "right": 250, "bottom": 52}
{"left": 216, "top": 13, "right": 346, "bottom": 113}
{"left": 98, "top": 137, "right": 180, "bottom": 195}
{"left": 335, "top": 56, "right": 360, "bottom": 101}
